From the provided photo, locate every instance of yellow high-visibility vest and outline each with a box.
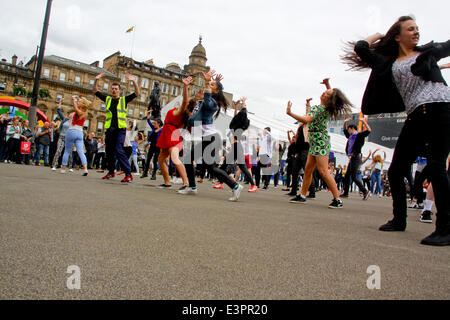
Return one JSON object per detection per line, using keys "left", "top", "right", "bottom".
{"left": 105, "top": 96, "right": 127, "bottom": 129}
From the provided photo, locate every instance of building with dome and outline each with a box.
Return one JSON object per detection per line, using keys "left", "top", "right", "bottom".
{"left": 0, "top": 37, "right": 233, "bottom": 136}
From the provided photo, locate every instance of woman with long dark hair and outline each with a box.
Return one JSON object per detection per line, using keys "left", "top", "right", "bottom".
{"left": 181, "top": 70, "right": 244, "bottom": 201}
{"left": 287, "top": 78, "right": 352, "bottom": 208}
{"left": 343, "top": 16, "right": 450, "bottom": 246}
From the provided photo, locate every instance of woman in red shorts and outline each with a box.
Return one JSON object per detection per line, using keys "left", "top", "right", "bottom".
{"left": 156, "top": 76, "right": 194, "bottom": 189}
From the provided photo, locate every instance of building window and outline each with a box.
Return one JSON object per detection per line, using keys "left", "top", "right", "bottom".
{"left": 128, "top": 108, "right": 134, "bottom": 116}
{"left": 89, "top": 79, "right": 95, "bottom": 89}
{"left": 139, "top": 111, "right": 144, "bottom": 119}
{"left": 141, "top": 78, "right": 149, "bottom": 89}
{"left": 43, "top": 68, "right": 50, "bottom": 78}
{"left": 162, "top": 98, "right": 167, "bottom": 106}
{"left": 97, "top": 121, "right": 104, "bottom": 134}
{"left": 56, "top": 94, "right": 63, "bottom": 102}
{"left": 59, "top": 72, "right": 66, "bottom": 81}
{"left": 172, "top": 86, "right": 179, "bottom": 96}
{"left": 103, "top": 83, "right": 109, "bottom": 91}
{"left": 75, "top": 76, "right": 81, "bottom": 85}
{"left": 121, "top": 73, "right": 126, "bottom": 83}
{"left": 101, "top": 103, "right": 106, "bottom": 111}
{"left": 162, "top": 83, "right": 169, "bottom": 94}
{"left": 134, "top": 75, "right": 139, "bottom": 86}
{"left": 141, "top": 92, "right": 146, "bottom": 103}
{"left": 84, "top": 119, "right": 90, "bottom": 130}
{"left": 198, "top": 77, "right": 202, "bottom": 86}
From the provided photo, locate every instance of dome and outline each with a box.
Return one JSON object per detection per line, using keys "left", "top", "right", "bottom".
{"left": 190, "top": 36, "right": 206, "bottom": 57}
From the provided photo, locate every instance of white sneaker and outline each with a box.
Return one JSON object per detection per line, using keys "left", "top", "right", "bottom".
{"left": 229, "top": 184, "right": 244, "bottom": 202}
{"left": 133, "top": 172, "right": 140, "bottom": 176}
{"left": 178, "top": 186, "right": 198, "bottom": 195}
{"left": 69, "top": 169, "right": 74, "bottom": 172}
{"left": 176, "top": 178, "right": 183, "bottom": 184}
{"left": 60, "top": 170, "right": 66, "bottom": 174}
{"left": 51, "top": 167, "right": 56, "bottom": 171}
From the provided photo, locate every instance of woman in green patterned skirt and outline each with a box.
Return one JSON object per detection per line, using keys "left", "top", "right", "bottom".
{"left": 286, "top": 78, "right": 352, "bottom": 208}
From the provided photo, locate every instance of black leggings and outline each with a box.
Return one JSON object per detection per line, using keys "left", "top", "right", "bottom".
{"left": 388, "top": 103, "right": 449, "bottom": 231}
{"left": 184, "top": 134, "right": 238, "bottom": 189}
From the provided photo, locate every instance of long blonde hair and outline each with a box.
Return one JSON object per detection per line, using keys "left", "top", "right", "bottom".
{"left": 78, "top": 97, "right": 92, "bottom": 111}
{"left": 373, "top": 154, "right": 383, "bottom": 163}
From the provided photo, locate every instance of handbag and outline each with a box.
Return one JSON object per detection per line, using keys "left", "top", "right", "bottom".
{"left": 21, "top": 141, "right": 31, "bottom": 154}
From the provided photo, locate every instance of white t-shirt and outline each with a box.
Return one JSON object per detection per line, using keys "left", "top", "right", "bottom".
{"left": 259, "top": 132, "right": 272, "bottom": 157}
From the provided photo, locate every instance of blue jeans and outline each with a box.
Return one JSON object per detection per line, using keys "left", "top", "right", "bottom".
{"left": 62, "top": 129, "right": 87, "bottom": 166}
{"left": 35, "top": 144, "right": 49, "bottom": 165}
{"left": 370, "top": 170, "right": 382, "bottom": 194}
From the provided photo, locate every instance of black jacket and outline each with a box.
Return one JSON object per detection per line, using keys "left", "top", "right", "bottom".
{"left": 354, "top": 39, "right": 450, "bottom": 115}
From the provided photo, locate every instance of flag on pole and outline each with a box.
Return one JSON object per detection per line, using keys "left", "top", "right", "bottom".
{"left": 126, "top": 26, "right": 135, "bottom": 33}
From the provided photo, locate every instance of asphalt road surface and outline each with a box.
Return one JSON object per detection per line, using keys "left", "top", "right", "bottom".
{"left": 0, "top": 164, "right": 448, "bottom": 299}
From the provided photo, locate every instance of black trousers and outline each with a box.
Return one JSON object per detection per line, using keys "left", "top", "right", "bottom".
{"left": 388, "top": 103, "right": 449, "bottom": 232}
{"left": 184, "top": 134, "right": 238, "bottom": 189}
{"left": 291, "top": 150, "right": 309, "bottom": 194}
{"left": 343, "top": 155, "right": 367, "bottom": 195}
{"left": 7, "top": 138, "right": 21, "bottom": 163}
{"left": 94, "top": 152, "right": 106, "bottom": 169}
{"left": 143, "top": 146, "right": 160, "bottom": 176}
{"left": 225, "top": 140, "right": 255, "bottom": 186}
{"left": 255, "top": 154, "right": 271, "bottom": 187}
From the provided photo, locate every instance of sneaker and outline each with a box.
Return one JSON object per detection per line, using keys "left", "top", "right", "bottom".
{"left": 420, "top": 231, "right": 450, "bottom": 246}
{"left": 420, "top": 211, "right": 433, "bottom": 223}
{"left": 133, "top": 172, "right": 141, "bottom": 176}
{"left": 198, "top": 178, "right": 203, "bottom": 183}
{"left": 229, "top": 184, "right": 244, "bottom": 202}
{"left": 102, "top": 173, "right": 115, "bottom": 180}
{"left": 262, "top": 186, "right": 268, "bottom": 190}
{"left": 175, "top": 178, "right": 183, "bottom": 184}
{"left": 69, "top": 169, "right": 74, "bottom": 172}
{"left": 340, "top": 193, "right": 349, "bottom": 198}
{"left": 157, "top": 184, "right": 172, "bottom": 189}
{"left": 150, "top": 175, "right": 156, "bottom": 180}
{"left": 178, "top": 186, "right": 198, "bottom": 195}
{"left": 140, "top": 173, "right": 148, "bottom": 178}
{"left": 328, "top": 198, "right": 343, "bottom": 209}
{"left": 121, "top": 175, "right": 133, "bottom": 183}
{"left": 363, "top": 191, "right": 370, "bottom": 200}
{"left": 408, "top": 202, "right": 424, "bottom": 210}
{"left": 306, "top": 194, "right": 316, "bottom": 200}
{"left": 248, "top": 185, "right": 258, "bottom": 193}
{"left": 213, "top": 183, "right": 224, "bottom": 189}
{"left": 290, "top": 195, "right": 307, "bottom": 204}
{"left": 379, "top": 220, "right": 406, "bottom": 232}
{"left": 51, "top": 167, "right": 56, "bottom": 171}
{"left": 60, "top": 170, "right": 66, "bottom": 174}
{"left": 82, "top": 172, "right": 88, "bottom": 177}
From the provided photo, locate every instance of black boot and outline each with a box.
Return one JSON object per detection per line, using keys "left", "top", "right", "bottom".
{"left": 379, "top": 219, "right": 406, "bottom": 232}
{"left": 140, "top": 172, "right": 148, "bottom": 178}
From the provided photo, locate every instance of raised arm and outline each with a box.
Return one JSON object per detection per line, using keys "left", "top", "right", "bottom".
{"left": 174, "top": 76, "right": 193, "bottom": 116}
{"left": 362, "top": 150, "right": 372, "bottom": 164}
{"left": 93, "top": 73, "right": 104, "bottom": 93}
{"left": 126, "top": 73, "right": 140, "bottom": 97}
{"left": 56, "top": 97, "right": 67, "bottom": 121}
{"left": 320, "top": 78, "right": 331, "bottom": 90}
{"left": 233, "top": 99, "right": 241, "bottom": 116}
{"left": 72, "top": 96, "right": 85, "bottom": 118}
{"left": 361, "top": 117, "right": 372, "bottom": 132}
{"left": 440, "top": 63, "right": 450, "bottom": 70}
{"left": 343, "top": 117, "right": 352, "bottom": 131}
{"left": 286, "top": 101, "right": 313, "bottom": 124}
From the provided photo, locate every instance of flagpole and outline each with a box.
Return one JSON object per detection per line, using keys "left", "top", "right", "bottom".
{"left": 130, "top": 27, "right": 136, "bottom": 59}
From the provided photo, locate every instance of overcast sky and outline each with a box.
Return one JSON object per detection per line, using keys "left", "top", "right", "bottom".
{"left": 1, "top": 0, "right": 449, "bottom": 122}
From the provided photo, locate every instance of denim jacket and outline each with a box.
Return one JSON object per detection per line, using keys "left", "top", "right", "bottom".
{"left": 188, "top": 92, "right": 218, "bottom": 126}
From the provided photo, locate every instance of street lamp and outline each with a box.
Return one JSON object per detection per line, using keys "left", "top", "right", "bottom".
{"left": 28, "top": 0, "right": 53, "bottom": 131}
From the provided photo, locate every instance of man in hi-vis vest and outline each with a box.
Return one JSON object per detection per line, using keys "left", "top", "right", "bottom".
{"left": 93, "top": 73, "right": 140, "bottom": 183}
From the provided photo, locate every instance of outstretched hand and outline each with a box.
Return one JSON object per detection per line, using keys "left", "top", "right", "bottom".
{"left": 182, "top": 76, "right": 193, "bottom": 86}
{"left": 286, "top": 101, "right": 292, "bottom": 114}
{"left": 202, "top": 70, "right": 216, "bottom": 82}
{"left": 320, "top": 78, "right": 330, "bottom": 85}
{"left": 95, "top": 73, "right": 105, "bottom": 80}
{"left": 214, "top": 73, "right": 224, "bottom": 82}
{"left": 125, "top": 73, "right": 135, "bottom": 82}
